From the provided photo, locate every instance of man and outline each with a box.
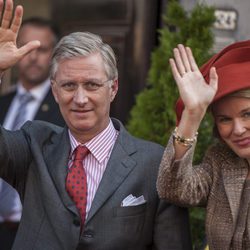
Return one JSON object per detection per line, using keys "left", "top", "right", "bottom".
{"left": 0, "top": 16, "right": 64, "bottom": 250}
{"left": 0, "top": 1, "right": 192, "bottom": 249}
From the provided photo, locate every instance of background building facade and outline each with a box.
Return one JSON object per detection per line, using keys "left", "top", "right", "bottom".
{"left": 2, "top": 0, "right": 250, "bottom": 123}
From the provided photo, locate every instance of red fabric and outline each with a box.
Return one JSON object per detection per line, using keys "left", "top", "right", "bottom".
{"left": 66, "top": 146, "right": 89, "bottom": 229}
{"left": 175, "top": 40, "right": 250, "bottom": 124}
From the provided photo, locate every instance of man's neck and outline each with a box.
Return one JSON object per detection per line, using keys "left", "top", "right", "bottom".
{"left": 20, "top": 81, "right": 40, "bottom": 91}
{"left": 70, "top": 119, "right": 111, "bottom": 145}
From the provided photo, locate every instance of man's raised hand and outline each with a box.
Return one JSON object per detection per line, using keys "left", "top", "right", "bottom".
{"left": 0, "top": 0, "right": 40, "bottom": 73}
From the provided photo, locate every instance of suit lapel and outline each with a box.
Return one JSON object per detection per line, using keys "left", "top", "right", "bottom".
{"left": 34, "top": 89, "right": 65, "bottom": 127}
{"left": 35, "top": 89, "right": 54, "bottom": 119}
{"left": 86, "top": 119, "right": 137, "bottom": 223}
{"left": 43, "top": 127, "right": 79, "bottom": 217}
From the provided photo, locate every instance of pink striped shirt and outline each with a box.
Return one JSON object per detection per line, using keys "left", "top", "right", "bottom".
{"left": 68, "top": 120, "right": 118, "bottom": 218}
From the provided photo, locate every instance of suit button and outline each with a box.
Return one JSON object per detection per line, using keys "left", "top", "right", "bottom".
{"left": 73, "top": 218, "right": 80, "bottom": 226}
{"left": 83, "top": 230, "right": 94, "bottom": 238}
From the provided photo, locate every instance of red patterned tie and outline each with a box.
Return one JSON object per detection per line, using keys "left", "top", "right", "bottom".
{"left": 66, "top": 146, "right": 89, "bottom": 228}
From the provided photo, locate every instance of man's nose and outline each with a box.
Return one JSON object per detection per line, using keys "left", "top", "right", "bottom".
{"left": 28, "top": 49, "right": 38, "bottom": 60}
{"left": 73, "top": 86, "right": 88, "bottom": 105}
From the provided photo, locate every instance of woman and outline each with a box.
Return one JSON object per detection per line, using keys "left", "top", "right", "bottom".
{"left": 157, "top": 40, "right": 250, "bottom": 250}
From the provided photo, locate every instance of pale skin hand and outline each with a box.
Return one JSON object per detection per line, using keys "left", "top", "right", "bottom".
{"left": 169, "top": 44, "right": 218, "bottom": 159}
{"left": 0, "top": 0, "right": 40, "bottom": 74}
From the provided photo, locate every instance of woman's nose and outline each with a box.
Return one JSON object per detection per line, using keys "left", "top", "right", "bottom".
{"left": 233, "top": 119, "right": 247, "bottom": 136}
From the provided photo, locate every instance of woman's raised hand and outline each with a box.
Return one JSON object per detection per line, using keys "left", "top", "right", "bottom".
{"left": 0, "top": 0, "right": 40, "bottom": 72}
{"left": 170, "top": 44, "right": 218, "bottom": 114}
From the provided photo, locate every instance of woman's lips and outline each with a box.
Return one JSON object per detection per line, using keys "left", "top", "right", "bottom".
{"left": 233, "top": 137, "right": 250, "bottom": 147}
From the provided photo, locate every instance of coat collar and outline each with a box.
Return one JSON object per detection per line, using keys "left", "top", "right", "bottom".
{"left": 43, "top": 127, "right": 79, "bottom": 217}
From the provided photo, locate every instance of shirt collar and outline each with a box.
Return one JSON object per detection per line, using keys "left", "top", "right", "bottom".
{"left": 16, "top": 78, "right": 51, "bottom": 101}
{"left": 68, "top": 119, "right": 118, "bottom": 163}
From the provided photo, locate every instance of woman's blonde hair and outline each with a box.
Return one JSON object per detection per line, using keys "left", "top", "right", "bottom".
{"left": 227, "top": 88, "right": 250, "bottom": 98}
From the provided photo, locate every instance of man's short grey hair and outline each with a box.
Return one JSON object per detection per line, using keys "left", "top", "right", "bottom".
{"left": 50, "top": 32, "right": 118, "bottom": 80}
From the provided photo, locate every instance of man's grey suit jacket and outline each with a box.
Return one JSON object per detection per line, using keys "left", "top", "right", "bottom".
{"left": 0, "top": 118, "right": 191, "bottom": 250}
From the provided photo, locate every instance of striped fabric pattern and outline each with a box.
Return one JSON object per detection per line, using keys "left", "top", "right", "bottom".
{"left": 68, "top": 120, "right": 118, "bottom": 217}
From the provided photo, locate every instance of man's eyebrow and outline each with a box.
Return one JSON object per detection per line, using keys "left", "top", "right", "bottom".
{"left": 83, "top": 78, "right": 102, "bottom": 82}
{"left": 57, "top": 78, "right": 102, "bottom": 84}
{"left": 76, "top": 78, "right": 102, "bottom": 82}
{"left": 56, "top": 80, "right": 76, "bottom": 85}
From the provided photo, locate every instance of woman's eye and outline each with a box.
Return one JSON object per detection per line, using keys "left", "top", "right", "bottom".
{"left": 218, "top": 117, "right": 231, "bottom": 123}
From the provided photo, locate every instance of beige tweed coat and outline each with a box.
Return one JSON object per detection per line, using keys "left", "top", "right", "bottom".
{"left": 157, "top": 136, "right": 249, "bottom": 250}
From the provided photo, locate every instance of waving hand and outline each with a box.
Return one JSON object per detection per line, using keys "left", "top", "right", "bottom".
{"left": 0, "top": 0, "right": 40, "bottom": 72}
{"left": 169, "top": 45, "right": 219, "bottom": 159}
{"left": 170, "top": 44, "right": 218, "bottom": 113}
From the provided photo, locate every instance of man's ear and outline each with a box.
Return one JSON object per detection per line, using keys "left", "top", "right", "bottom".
{"left": 51, "top": 80, "right": 59, "bottom": 103}
{"left": 110, "top": 79, "right": 118, "bottom": 102}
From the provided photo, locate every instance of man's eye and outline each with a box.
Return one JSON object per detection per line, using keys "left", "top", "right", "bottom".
{"left": 85, "top": 82, "right": 102, "bottom": 90}
{"left": 61, "top": 82, "right": 76, "bottom": 90}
